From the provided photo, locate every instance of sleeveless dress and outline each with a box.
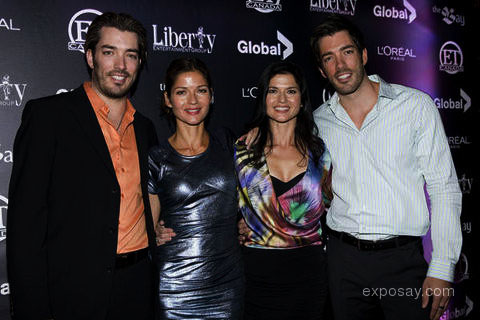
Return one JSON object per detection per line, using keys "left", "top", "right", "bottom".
{"left": 148, "top": 130, "right": 244, "bottom": 319}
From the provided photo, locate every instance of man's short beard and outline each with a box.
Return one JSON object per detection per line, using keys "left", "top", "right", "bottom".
{"left": 92, "top": 58, "right": 136, "bottom": 99}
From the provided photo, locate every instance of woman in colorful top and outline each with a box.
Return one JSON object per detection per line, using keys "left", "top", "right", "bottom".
{"left": 148, "top": 58, "right": 243, "bottom": 319}
{"left": 234, "top": 61, "right": 332, "bottom": 320}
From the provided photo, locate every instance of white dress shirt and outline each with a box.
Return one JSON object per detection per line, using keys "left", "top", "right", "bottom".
{"left": 313, "top": 75, "right": 462, "bottom": 282}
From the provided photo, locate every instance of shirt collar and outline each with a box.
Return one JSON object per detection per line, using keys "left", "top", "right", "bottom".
{"left": 327, "top": 74, "right": 397, "bottom": 114}
{"left": 83, "top": 81, "right": 136, "bottom": 123}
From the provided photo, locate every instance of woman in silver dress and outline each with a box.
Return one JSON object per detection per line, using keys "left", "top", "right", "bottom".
{"left": 148, "top": 57, "right": 243, "bottom": 319}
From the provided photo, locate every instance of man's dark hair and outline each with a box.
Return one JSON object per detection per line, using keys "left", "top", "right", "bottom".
{"left": 310, "top": 14, "right": 365, "bottom": 68}
{"left": 85, "top": 12, "right": 147, "bottom": 67}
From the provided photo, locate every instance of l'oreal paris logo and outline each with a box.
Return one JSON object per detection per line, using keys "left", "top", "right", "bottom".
{"left": 0, "top": 17, "right": 21, "bottom": 31}
{"left": 376, "top": 45, "right": 416, "bottom": 61}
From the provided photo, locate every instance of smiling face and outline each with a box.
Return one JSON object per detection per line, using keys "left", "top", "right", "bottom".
{"left": 165, "top": 71, "right": 212, "bottom": 127}
{"left": 317, "top": 30, "right": 367, "bottom": 97}
{"left": 265, "top": 73, "right": 301, "bottom": 124}
{"left": 86, "top": 26, "right": 141, "bottom": 100}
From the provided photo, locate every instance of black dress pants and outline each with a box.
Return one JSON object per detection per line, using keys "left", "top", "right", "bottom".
{"left": 327, "top": 235, "right": 430, "bottom": 320}
{"left": 106, "top": 257, "right": 155, "bottom": 320}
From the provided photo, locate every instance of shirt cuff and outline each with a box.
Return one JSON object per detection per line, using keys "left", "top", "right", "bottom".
{"left": 427, "top": 258, "right": 456, "bottom": 282}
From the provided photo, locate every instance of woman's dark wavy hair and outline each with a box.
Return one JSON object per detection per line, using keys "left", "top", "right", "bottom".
{"left": 247, "top": 61, "right": 325, "bottom": 168}
{"left": 160, "top": 57, "right": 213, "bottom": 128}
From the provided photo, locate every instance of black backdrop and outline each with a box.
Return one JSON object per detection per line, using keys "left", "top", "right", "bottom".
{"left": 1, "top": 0, "right": 478, "bottom": 319}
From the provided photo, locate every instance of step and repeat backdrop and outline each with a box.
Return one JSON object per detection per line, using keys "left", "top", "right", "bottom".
{"left": 1, "top": 0, "right": 478, "bottom": 319}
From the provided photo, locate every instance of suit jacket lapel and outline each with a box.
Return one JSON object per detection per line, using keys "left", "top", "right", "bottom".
{"left": 67, "top": 86, "right": 117, "bottom": 179}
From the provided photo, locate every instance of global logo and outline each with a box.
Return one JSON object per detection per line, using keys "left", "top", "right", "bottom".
{"left": 0, "top": 195, "right": 7, "bottom": 242}
{"left": 0, "top": 74, "right": 27, "bottom": 107}
{"left": 246, "top": 0, "right": 282, "bottom": 13}
{"left": 373, "top": 0, "right": 416, "bottom": 24}
{"left": 0, "top": 17, "right": 21, "bottom": 31}
{"left": 439, "top": 296, "right": 473, "bottom": 319}
{"left": 310, "top": 0, "right": 357, "bottom": 15}
{"left": 434, "top": 89, "right": 471, "bottom": 112}
{"left": 67, "top": 9, "right": 102, "bottom": 53}
{"left": 432, "top": 6, "right": 465, "bottom": 26}
{"left": 0, "top": 144, "right": 13, "bottom": 163}
{"left": 152, "top": 26, "right": 216, "bottom": 54}
{"left": 376, "top": 45, "right": 416, "bottom": 62}
{"left": 439, "top": 41, "right": 464, "bottom": 74}
{"left": 241, "top": 86, "right": 258, "bottom": 99}
{"left": 237, "top": 31, "right": 293, "bottom": 60}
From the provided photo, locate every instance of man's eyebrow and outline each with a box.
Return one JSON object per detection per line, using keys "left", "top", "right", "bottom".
{"left": 100, "top": 45, "right": 139, "bottom": 53}
{"left": 320, "top": 44, "right": 356, "bottom": 58}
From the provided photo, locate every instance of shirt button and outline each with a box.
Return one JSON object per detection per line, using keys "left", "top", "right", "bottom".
{"left": 112, "top": 189, "right": 118, "bottom": 194}
{"left": 106, "top": 267, "right": 112, "bottom": 273}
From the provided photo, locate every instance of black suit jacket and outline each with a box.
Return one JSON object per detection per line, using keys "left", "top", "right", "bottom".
{"left": 6, "top": 86, "right": 158, "bottom": 320}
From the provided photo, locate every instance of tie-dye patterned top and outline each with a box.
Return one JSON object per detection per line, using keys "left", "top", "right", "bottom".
{"left": 234, "top": 143, "right": 332, "bottom": 249}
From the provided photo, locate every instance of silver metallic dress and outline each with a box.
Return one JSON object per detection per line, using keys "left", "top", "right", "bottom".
{"left": 148, "top": 130, "right": 244, "bottom": 319}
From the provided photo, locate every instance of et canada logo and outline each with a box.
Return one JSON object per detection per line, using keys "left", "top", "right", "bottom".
{"left": 237, "top": 31, "right": 292, "bottom": 60}
{"left": 439, "top": 41, "right": 464, "bottom": 74}
{"left": 434, "top": 89, "right": 471, "bottom": 112}
{"left": 152, "top": 26, "right": 216, "bottom": 54}
{"left": 67, "top": 9, "right": 102, "bottom": 53}
{"left": 246, "top": 0, "right": 282, "bottom": 13}
{"left": 1, "top": 74, "right": 27, "bottom": 107}
{"left": 373, "top": 0, "right": 416, "bottom": 24}
{"left": 310, "top": 0, "right": 357, "bottom": 15}
{"left": 432, "top": 6, "right": 465, "bottom": 26}
{"left": 0, "top": 195, "right": 7, "bottom": 242}
{"left": 0, "top": 17, "right": 21, "bottom": 31}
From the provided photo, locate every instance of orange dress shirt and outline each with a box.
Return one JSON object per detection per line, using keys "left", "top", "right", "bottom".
{"left": 84, "top": 82, "right": 148, "bottom": 253}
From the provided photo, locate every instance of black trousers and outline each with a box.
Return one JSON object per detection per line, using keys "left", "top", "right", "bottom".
{"left": 243, "top": 245, "right": 328, "bottom": 320}
{"left": 106, "top": 257, "right": 155, "bottom": 320}
{"left": 327, "top": 235, "right": 430, "bottom": 320}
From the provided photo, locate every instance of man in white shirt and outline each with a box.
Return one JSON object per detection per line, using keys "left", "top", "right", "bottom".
{"left": 310, "top": 15, "right": 462, "bottom": 320}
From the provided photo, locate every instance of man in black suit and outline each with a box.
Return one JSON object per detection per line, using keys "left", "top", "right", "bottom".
{"left": 7, "top": 12, "right": 158, "bottom": 320}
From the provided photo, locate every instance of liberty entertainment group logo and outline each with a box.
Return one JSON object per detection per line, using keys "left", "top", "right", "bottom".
{"left": 1, "top": 74, "right": 27, "bottom": 107}
{"left": 67, "top": 9, "right": 102, "bottom": 53}
{"left": 152, "top": 26, "right": 216, "bottom": 54}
